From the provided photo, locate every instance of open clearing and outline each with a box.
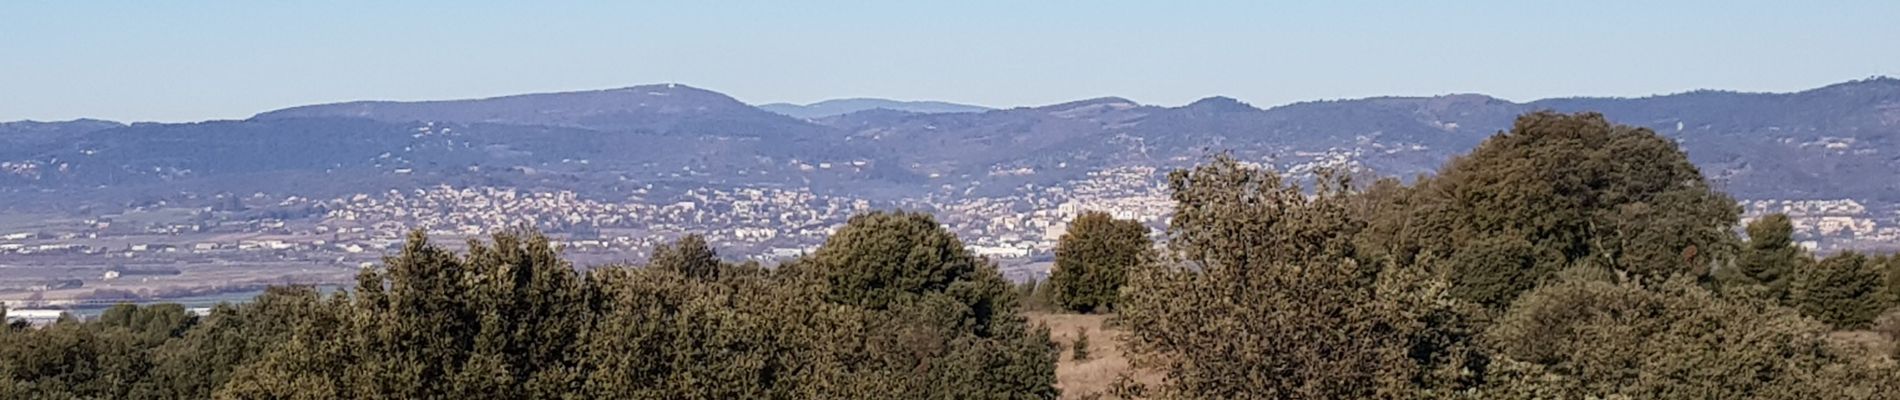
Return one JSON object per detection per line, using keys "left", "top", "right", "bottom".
{"left": 1029, "top": 312, "right": 1161, "bottom": 399}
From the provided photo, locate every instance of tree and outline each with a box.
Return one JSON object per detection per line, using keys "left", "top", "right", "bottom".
{"left": 649, "top": 234, "right": 724, "bottom": 280}
{"left": 145, "top": 286, "right": 327, "bottom": 400}
{"left": 1120, "top": 156, "right": 1485, "bottom": 398}
{"left": 0, "top": 318, "right": 152, "bottom": 399}
{"left": 220, "top": 230, "right": 591, "bottom": 399}
{"left": 799, "top": 211, "right": 993, "bottom": 320}
{"left": 793, "top": 211, "right": 1058, "bottom": 398}
{"left": 574, "top": 212, "right": 1057, "bottom": 399}
{"left": 1398, "top": 112, "right": 1739, "bottom": 304}
{"left": 1880, "top": 254, "right": 1900, "bottom": 309}
{"left": 1792, "top": 252, "right": 1887, "bottom": 329}
{"left": 1049, "top": 211, "right": 1151, "bottom": 313}
{"left": 210, "top": 221, "right": 1062, "bottom": 399}
{"left": 1720, "top": 214, "right": 1806, "bottom": 301}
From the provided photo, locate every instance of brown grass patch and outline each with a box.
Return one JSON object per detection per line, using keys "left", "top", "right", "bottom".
{"left": 1829, "top": 330, "right": 1896, "bottom": 364}
{"left": 1028, "top": 312, "right": 1162, "bottom": 399}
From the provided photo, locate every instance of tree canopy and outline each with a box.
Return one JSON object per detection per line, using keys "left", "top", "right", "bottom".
{"left": 1049, "top": 211, "right": 1151, "bottom": 313}
{"left": 1392, "top": 112, "right": 1740, "bottom": 308}
{"left": 1, "top": 223, "right": 1057, "bottom": 400}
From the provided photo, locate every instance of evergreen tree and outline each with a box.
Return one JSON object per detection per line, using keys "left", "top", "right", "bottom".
{"left": 1049, "top": 211, "right": 1150, "bottom": 313}
{"left": 1792, "top": 252, "right": 1887, "bottom": 329}
{"left": 1720, "top": 214, "right": 1806, "bottom": 300}
{"left": 1880, "top": 254, "right": 1900, "bottom": 309}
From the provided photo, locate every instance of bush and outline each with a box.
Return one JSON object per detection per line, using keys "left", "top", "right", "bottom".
{"left": 1486, "top": 276, "right": 1882, "bottom": 398}
{"left": 1071, "top": 327, "right": 1091, "bottom": 361}
{"left": 1793, "top": 252, "right": 1887, "bottom": 329}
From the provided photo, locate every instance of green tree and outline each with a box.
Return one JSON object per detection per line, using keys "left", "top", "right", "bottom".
{"left": 1880, "top": 254, "right": 1900, "bottom": 309}
{"left": 145, "top": 286, "right": 327, "bottom": 400}
{"left": 1792, "top": 252, "right": 1888, "bottom": 329}
{"left": 575, "top": 265, "right": 860, "bottom": 398}
{"left": 206, "top": 221, "right": 1060, "bottom": 399}
{"left": 649, "top": 234, "right": 724, "bottom": 280}
{"left": 1397, "top": 112, "right": 1739, "bottom": 306}
{"left": 1049, "top": 211, "right": 1151, "bottom": 313}
{"left": 1120, "top": 156, "right": 1484, "bottom": 398}
{"left": 1720, "top": 214, "right": 1806, "bottom": 301}
{"left": 214, "top": 294, "right": 356, "bottom": 400}
{"left": 0, "top": 303, "right": 199, "bottom": 399}
{"left": 96, "top": 302, "right": 198, "bottom": 347}
{"left": 794, "top": 211, "right": 1058, "bottom": 398}
{"left": 220, "top": 230, "right": 591, "bottom": 399}
{"left": 799, "top": 211, "right": 996, "bottom": 322}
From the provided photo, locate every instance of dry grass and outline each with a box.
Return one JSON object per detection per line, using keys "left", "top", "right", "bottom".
{"left": 1829, "top": 330, "right": 1896, "bottom": 364}
{"left": 1027, "top": 312, "right": 1162, "bottom": 399}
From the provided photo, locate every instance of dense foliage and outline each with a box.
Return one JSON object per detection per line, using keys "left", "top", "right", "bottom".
{"left": 1393, "top": 112, "right": 1741, "bottom": 308}
{"left": 1049, "top": 211, "right": 1152, "bottom": 313}
{"left": 1483, "top": 277, "right": 1886, "bottom": 398}
{"left": 1118, "top": 112, "right": 1900, "bottom": 399}
{"left": 1121, "top": 155, "right": 1486, "bottom": 399}
{"left": 1, "top": 217, "right": 1057, "bottom": 400}
{"left": 1792, "top": 252, "right": 1890, "bottom": 329}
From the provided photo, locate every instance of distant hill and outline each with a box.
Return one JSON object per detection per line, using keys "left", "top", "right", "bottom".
{"left": 255, "top": 84, "right": 832, "bottom": 138}
{"left": 758, "top": 98, "right": 991, "bottom": 119}
{"left": 4, "top": 77, "right": 1897, "bottom": 210}
{"left": 0, "top": 119, "right": 127, "bottom": 161}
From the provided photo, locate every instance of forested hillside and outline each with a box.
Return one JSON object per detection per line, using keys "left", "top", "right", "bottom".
{"left": 6, "top": 112, "right": 1900, "bottom": 399}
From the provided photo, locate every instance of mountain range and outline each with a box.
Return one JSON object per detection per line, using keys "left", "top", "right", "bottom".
{"left": 4, "top": 78, "right": 1898, "bottom": 213}
{"left": 758, "top": 98, "right": 991, "bottom": 119}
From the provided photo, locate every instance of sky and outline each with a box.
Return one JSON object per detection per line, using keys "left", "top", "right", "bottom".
{"left": 3, "top": 1, "right": 1898, "bottom": 122}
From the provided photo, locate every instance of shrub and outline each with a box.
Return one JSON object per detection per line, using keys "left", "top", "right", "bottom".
{"left": 1071, "top": 327, "right": 1091, "bottom": 361}
{"left": 1792, "top": 252, "right": 1887, "bottom": 329}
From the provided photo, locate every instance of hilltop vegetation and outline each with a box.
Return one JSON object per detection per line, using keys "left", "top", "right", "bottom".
{"left": 3, "top": 213, "right": 1058, "bottom": 400}
{"left": 6, "top": 112, "right": 1900, "bottom": 399}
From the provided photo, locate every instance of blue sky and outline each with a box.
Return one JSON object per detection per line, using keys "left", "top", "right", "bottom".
{"left": 3, "top": 1, "right": 1897, "bottom": 122}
